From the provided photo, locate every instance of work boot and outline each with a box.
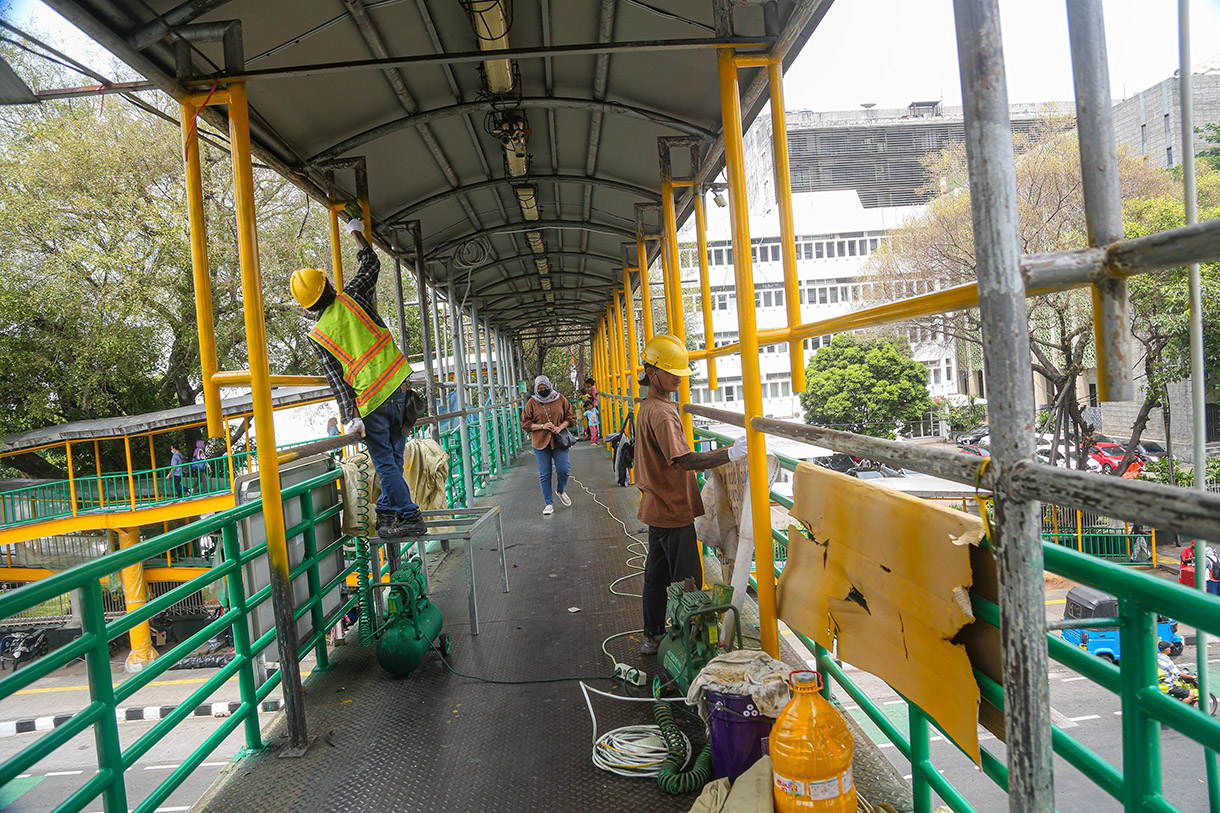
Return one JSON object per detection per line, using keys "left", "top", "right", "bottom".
{"left": 382, "top": 512, "right": 427, "bottom": 538}
{"left": 375, "top": 512, "right": 395, "bottom": 538}
{"left": 640, "top": 633, "right": 665, "bottom": 656}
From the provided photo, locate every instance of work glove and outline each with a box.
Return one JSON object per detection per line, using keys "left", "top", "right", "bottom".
{"left": 345, "top": 417, "right": 365, "bottom": 437}
{"left": 345, "top": 218, "right": 364, "bottom": 235}
{"left": 727, "top": 435, "right": 748, "bottom": 462}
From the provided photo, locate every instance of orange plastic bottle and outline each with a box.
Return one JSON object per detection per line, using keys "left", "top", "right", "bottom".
{"left": 770, "top": 670, "right": 856, "bottom": 812}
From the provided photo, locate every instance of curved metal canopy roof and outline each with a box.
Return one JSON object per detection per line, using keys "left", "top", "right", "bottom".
{"left": 42, "top": 0, "right": 831, "bottom": 342}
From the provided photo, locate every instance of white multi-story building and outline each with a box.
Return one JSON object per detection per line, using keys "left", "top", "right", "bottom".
{"left": 674, "top": 100, "right": 1077, "bottom": 426}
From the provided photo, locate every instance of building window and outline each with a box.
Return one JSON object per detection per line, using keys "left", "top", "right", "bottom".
{"left": 829, "top": 288, "right": 839, "bottom": 304}
{"left": 713, "top": 249, "right": 723, "bottom": 265}
{"left": 725, "top": 385, "right": 736, "bottom": 402}
{"left": 1164, "top": 112, "right": 1171, "bottom": 138}
{"left": 816, "top": 242, "right": 825, "bottom": 259}
{"left": 803, "top": 242, "right": 813, "bottom": 260}
{"left": 782, "top": 381, "right": 791, "bottom": 396}
{"left": 818, "top": 288, "right": 828, "bottom": 304}
{"left": 1167, "top": 146, "right": 1173, "bottom": 165}
{"left": 763, "top": 291, "right": 773, "bottom": 308}
{"left": 847, "top": 241, "right": 857, "bottom": 257}
{"left": 837, "top": 240, "right": 846, "bottom": 256}
{"left": 771, "top": 245, "right": 781, "bottom": 262}
{"left": 1141, "top": 123, "right": 1147, "bottom": 151}
{"left": 869, "top": 238, "right": 879, "bottom": 252}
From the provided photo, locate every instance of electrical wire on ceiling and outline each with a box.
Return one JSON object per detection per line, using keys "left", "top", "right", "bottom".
{"left": 622, "top": 0, "right": 714, "bottom": 33}
{"left": 244, "top": 0, "right": 411, "bottom": 65}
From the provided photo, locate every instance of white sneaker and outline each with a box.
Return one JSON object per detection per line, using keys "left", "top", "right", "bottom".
{"left": 557, "top": 491, "right": 571, "bottom": 507}
{"left": 542, "top": 504, "right": 554, "bottom": 516}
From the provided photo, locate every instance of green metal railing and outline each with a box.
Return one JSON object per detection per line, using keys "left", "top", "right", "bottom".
{"left": 0, "top": 437, "right": 333, "bottom": 533}
{"left": 693, "top": 427, "right": 1220, "bottom": 812}
{"left": 0, "top": 466, "right": 373, "bottom": 813}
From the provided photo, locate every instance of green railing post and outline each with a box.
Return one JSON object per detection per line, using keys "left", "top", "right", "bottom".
{"left": 81, "top": 580, "right": 127, "bottom": 813}
{"left": 910, "top": 705, "right": 933, "bottom": 813}
{"left": 298, "top": 491, "right": 331, "bottom": 671}
{"left": 221, "top": 524, "right": 265, "bottom": 753}
{"left": 1119, "top": 599, "right": 1162, "bottom": 811}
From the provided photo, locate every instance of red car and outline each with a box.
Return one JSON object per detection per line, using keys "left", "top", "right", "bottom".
{"left": 1086, "top": 442, "right": 1141, "bottom": 475}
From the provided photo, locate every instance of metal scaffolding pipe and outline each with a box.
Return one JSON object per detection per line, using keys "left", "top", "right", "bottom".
{"left": 953, "top": 2, "right": 1052, "bottom": 808}
{"left": 1067, "top": 0, "right": 1132, "bottom": 402}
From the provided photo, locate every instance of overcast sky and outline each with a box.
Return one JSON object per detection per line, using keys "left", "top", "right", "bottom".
{"left": 783, "top": 0, "right": 1220, "bottom": 111}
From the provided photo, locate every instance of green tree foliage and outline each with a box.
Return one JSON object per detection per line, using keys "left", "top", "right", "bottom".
{"left": 800, "top": 335, "right": 932, "bottom": 439}
{"left": 0, "top": 43, "right": 421, "bottom": 476}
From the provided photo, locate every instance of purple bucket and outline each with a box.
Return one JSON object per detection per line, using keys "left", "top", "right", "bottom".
{"left": 706, "top": 690, "right": 776, "bottom": 782}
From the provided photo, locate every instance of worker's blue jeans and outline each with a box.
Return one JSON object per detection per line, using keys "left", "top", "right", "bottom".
{"left": 362, "top": 389, "right": 420, "bottom": 520}
{"left": 533, "top": 445, "right": 570, "bottom": 505}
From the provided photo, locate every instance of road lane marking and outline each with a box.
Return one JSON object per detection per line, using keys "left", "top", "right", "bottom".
{"left": 1061, "top": 677, "right": 1087, "bottom": 682}
{"left": 883, "top": 700, "right": 905, "bottom": 705}
{"left": 1069, "top": 715, "right": 1100, "bottom": 722}
{"left": 1049, "top": 707, "right": 1077, "bottom": 728}
{"left": 45, "top": 770, "right": 82, "bottom": 776}
{"left": 1046, "top": 599, "right": 1066, "bottom": 605}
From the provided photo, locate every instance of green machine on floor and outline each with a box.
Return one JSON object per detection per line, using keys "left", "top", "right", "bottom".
{"left": 650, "top": 580, "right": 743, "bottom": 796}
{"left": 655, "top": 579, "right": 742, "bottom": 696}
{"left": 354, "top": 539, "right": 448, "bottom": 677}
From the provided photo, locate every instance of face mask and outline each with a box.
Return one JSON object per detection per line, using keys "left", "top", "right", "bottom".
{"left": 539, "top": 388, "right": 551, "bottom": 397}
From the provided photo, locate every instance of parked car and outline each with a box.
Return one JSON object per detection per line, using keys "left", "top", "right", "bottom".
{"left": 957, "top": 424, "right": 989, "bottom": 446}
{"left": 811, "top": 453, "right": 856, "bottom": 474}
{"left": 1085, "top": 442, "right": 1139, "bottom": 475}
{"left": 1059, "top": 585, "right": 1183, "bottom": 662}
{"left": 1134, "top": 440, "right": 1169, "bottom": 463}
{"left": 958, "top": 445, "right": 990, "bottom": 457}
{"left": 1035, "top": 443, "right": 1100, "bottom": 471}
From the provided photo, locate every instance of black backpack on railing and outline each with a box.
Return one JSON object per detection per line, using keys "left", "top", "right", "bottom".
{"left": 605, "top": 412, "right": 634, "bottom": 487}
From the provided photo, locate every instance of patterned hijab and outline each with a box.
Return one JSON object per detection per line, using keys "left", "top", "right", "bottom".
{"left": 532, "top": 375, "right": 561, "bottom": 404}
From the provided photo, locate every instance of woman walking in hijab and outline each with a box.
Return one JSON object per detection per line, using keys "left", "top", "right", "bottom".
{"left": 521, "top": 375, "right": 577, "bottom": 515}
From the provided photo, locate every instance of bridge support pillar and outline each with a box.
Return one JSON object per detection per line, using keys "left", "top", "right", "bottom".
{"left": 116, "top": 527, "right": 157, "bottom": 672}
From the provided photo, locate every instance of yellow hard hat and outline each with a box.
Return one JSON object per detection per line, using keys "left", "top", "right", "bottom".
{"left": 291, "top": 267, "right": 327, "bottom": 308}
{"left": 641, "top": 334, "right": 694, "bottom": 377}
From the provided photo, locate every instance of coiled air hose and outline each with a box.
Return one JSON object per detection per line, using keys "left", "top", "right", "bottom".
{"left": 354, "top": 536, "right": 374, "bottom": 647}
{"left": 653, "top": 700, "right": 713, "bottom": 795}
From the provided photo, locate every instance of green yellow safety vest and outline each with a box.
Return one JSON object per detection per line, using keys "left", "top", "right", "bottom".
{"left": 309, "top": 292, "right": 410, "bottom": 417}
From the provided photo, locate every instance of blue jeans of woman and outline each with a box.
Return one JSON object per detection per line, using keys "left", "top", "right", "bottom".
{"left": 362, "top": 389, "right": 421, "bottom": 519}
{"left": 533, "top": 446, "right": 570, "bottom": 505}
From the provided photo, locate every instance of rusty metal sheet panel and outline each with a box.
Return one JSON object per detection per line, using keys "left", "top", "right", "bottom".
{"left": 777, "top": 461, "right": 988, "bottom": 764}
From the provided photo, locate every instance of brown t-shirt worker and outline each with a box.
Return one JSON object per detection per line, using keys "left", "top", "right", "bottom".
{"left": 636, "top": 397, "right": 704, "bottom": 527}
{"left": 633, "top": 334, "right": 746, "bottom": 655}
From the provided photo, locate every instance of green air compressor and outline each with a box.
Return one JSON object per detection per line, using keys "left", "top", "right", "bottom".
{"left": 373, "top": 559, "right": 448, "bottom": 677}
{"left": 655, "top": 580, "right": 742, "bottom": 696}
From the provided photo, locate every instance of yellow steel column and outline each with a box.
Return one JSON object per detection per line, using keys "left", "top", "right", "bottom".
{"left": 181, "top": 99, "right": 223, "bottom": 437}
{"left": 606, "top": 307, "right": 621, "bottom": 434}
{"left": 598, "top": 319, "right": 610, "bottom": 436}
{"left": 613, "top": 288, "right": 629, "bottom": 425}
{"left": 637, "top": 236, "right": 654, "bottom": 341}
{"left": 148, "top": 436, "right": 160, "bottom": 501}
{"left": 659, "top": 230, "right": 674, "bottom": 333}
{"left": 328, "top": 203, "right": 345, "bottom": 293}
{"left": 124, "top": 436, "right": 136, "bottom": 510}
{"left": 117, "top": 527, "right": 157, "bottom": 672}
{"left": 661, "top": 181, "right": 695, "bottom": 448}
{"left": 694, "top": 189, "right": 718, "bottom": 391}
{"left": 227, "top": 80, "right": 308, "bottom": 743}
{"left": 623, "top": 265, "right": 640, "bottom": 407}
{"left": 719, "top": 48, "right": 779, "bottom": 657}
{"left": 94, "top": 439, "right": 104, "bottom": 509}
{"left": 65, "top": 442, "right": 77, "bottom": 517}
{"left": 767, "top": 60, "right": 805, "bottom": 393}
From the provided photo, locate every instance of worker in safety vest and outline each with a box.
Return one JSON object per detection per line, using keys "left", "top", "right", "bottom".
{"left": 291, "top": 218, "right": 426, "bottom": 539}
{"left": 634, "top": 334, "right": 747, "bottom": 655}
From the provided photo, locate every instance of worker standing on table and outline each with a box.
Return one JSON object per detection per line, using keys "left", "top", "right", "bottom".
{"left": 290, "top": 217, "right": 426, "bottom": 539}
{"left": 634, "top": 334, "right": 747, "bottom": 655}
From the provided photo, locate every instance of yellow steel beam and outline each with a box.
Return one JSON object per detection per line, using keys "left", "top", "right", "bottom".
{"left": 181, "top": 98, "right": 223, "bottom": 439}
{"left": 661, "top": 179, "right": 695, "bottom": 447}
{"left": 185, "top": 89, "right": 229, "bottom": 107}
{"left": 212, "top": 372, "right": 327, "bottom": 387}
{"left": 0, "top": 494, "right": 235, "bottom": 547}
{"left": 693, "top": 189, "right": 718, "bottom": 391}
{"left": 659, "top": 226, "right": 675, "bottom": 332}
{"left": 768, "top": 60, "right": 805, "bottom": 394}
{"left": 144, "top": 566, "right": 212, "bottom": 583}
{"left": 613, "top": 288, "right": 629, "bottom": 426}
{"left": 719, "top": 47, "right": 779, "bottom": 657}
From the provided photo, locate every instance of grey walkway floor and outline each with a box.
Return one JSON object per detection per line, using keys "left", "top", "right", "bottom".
{"left": 193, "top": 444, "right": 703, "bottom": 812}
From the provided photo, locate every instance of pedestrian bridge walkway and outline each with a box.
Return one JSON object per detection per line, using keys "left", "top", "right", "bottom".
{"left": 193, "top": 443, "right": 719, "bottom": 812}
